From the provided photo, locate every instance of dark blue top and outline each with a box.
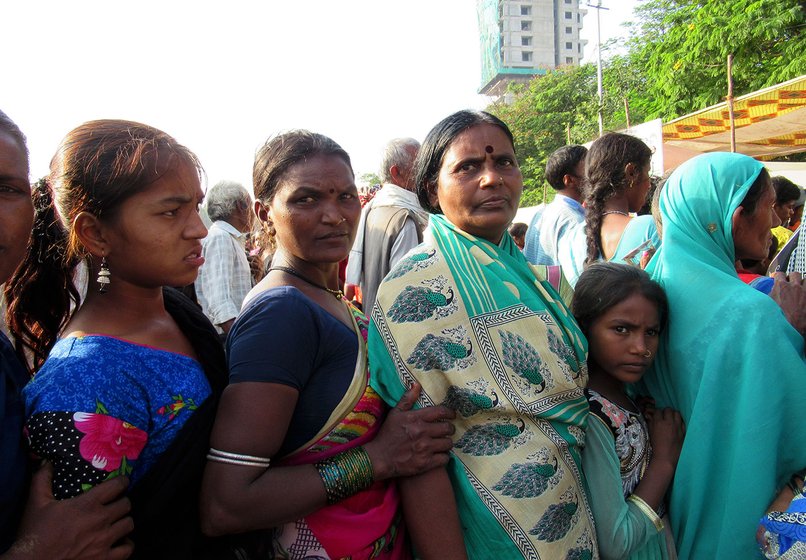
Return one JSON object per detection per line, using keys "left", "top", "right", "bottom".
{"left": 0, "top": 332, "right": 29, "bottom": 553}
{"left": 227, "top": 287, "right": 356, "bottom": 457}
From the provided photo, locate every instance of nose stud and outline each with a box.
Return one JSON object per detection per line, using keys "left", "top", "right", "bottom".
{"left": 643, "top": 350, "right": 652, "bottom": 358}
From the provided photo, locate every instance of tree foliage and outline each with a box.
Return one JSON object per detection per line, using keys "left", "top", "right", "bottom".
{"left": 489, "top": 0, "right": 806, "bottom": 206}
{"left": 358, "top": 172, "right": 381, "bottom": 187}
{"left": 627, "top": 0, "right": 806, "bottom": 120}
{"left": 487, "top": 65, "right": 596, "bottom": 206}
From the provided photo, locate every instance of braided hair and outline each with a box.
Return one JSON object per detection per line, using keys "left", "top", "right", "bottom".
{"left": 583, "top": 133, "right": 651, "bottom": 266}
{"left": 5, "top": 178, "right": 80, "bottom": 370}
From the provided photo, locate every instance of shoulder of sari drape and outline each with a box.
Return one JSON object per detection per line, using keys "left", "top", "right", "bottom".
{"left": 372, "top": 214, "right": 589, "bottom": 408}
{"left": 430, "top": 215, "right": 586, "bottom": 355}
{"left": 278, "top": 300, "right": 376, "bottom": 464}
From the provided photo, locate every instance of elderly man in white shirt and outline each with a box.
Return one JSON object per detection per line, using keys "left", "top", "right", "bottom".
{"left": 194, "top": 180, "right": 253, "bottom": 336}
{"left": 345, "top": 138, "right": 428, "bottom": 312}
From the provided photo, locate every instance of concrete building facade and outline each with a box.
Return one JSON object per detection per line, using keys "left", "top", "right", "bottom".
{"left": 478, "top": 0, "right": 587, "bottom": 95}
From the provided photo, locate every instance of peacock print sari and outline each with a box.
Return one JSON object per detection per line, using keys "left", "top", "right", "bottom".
{"left": 369, "top": 214, "right": 598, "bottom": 559}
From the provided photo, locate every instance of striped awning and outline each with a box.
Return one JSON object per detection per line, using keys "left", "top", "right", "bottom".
{"left": 662, "top": 75, "right": 806, "bottom": 158}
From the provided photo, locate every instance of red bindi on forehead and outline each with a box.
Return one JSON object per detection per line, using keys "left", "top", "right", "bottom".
{"left": 485, "top": 145, "right": 494, "bottom": 154}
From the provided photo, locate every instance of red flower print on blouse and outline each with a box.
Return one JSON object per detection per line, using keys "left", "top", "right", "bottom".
{"left": 73, "top": 412, "right": 148, "bottom": 472}
{"left": 591, "top": 393, "right": 628, "bottom": 428}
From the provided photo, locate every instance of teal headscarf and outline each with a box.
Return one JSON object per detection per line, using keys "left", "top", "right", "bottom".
{"left": 643, "top": 152, "right": 805, "bottom": 559}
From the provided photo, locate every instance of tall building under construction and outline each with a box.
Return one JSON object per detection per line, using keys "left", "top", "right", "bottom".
{"left": 477, "top": 0, "right": 587, "bottom": 95}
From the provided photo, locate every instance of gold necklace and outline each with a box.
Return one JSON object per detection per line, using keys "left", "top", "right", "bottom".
{"left": 268, "top": 266, "right": 344, "bottom": 300}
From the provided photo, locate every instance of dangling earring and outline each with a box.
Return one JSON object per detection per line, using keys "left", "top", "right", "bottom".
{"left": 265, "top": 220, "right": 277, "bottom": 251}
{"left": 97, "top": 256, "right": 111, "bottom": 293}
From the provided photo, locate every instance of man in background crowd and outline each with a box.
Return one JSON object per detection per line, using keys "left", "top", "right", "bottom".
{"left": 345, "top": 137, "right": 427, "bottom": 312}
{"left": 195, "top": 180, "right": 253, "bottom": 337}
{"left": 523, "top": 145, "right": 587, "bottom": 266}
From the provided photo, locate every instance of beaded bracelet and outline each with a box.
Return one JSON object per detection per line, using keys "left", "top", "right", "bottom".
{"left": 315, "top": 446, "right": 374, "bottom": 504}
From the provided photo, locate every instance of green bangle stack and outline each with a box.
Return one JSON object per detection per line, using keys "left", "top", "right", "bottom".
{"left": 315, "top": 446, "right": 374, "bottom": 504}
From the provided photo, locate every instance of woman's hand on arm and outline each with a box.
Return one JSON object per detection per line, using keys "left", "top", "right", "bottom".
{"left": 399, "top": 467, "right": 468, "bottom": 560}
{"left": 770, "top": 272, "right": 806, "bottom": 337}
{"left": 3, "top": 463, "right": 134, "bottom": 560}
{"left": 633, "top": 407, "right": 685, "bottom": 511}
{"left": 200, "top": 382, "right": 328, "bottom": 536}
{"left": 201, "top": 381, "right": 456, "bottom": 536}
{"left": 363, "top": 382, "right": 456, "bottom": 481}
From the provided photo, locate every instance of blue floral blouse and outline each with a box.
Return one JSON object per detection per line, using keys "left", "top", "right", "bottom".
{"left": 23, "top": 335, "right": 211, "bottom": 499}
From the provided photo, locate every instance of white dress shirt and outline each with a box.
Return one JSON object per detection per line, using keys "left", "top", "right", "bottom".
{"left": 194, "top": 220, "right": 252, "bottom": 333}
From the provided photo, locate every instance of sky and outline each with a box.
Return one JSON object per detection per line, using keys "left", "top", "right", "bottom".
{"left": 2, "top": 0, "right": 639, "bottom": 191}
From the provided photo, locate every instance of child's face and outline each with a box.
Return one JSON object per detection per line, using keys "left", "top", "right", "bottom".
{"left": 588, "top": 293, "right": 661, "bottom": 385}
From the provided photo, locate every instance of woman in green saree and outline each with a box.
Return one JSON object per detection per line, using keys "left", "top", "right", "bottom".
{"left": 368, "top": 110, "right": 598, "bottom": 559}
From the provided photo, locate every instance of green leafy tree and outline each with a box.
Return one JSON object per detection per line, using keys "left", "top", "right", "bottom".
{"left": 358, "top": 172, "right": 381, "bottom": 187}
{"left": 487, "top": 61, "right": 629, "bottom": 206}
{"left": 626, "top": 0, "right": 806, "bottom": 120}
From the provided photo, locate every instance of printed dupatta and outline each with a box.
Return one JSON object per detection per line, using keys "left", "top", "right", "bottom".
{"left": 369, "top": 214, "right": 598, "bottom": 559}
{"left": 274, "top": 302, "right": 407, "bottom": 560}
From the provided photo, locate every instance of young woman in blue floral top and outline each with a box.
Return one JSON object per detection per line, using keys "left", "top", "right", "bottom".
{"left": 6, "top": 120, "right": 227, "bottom": 558}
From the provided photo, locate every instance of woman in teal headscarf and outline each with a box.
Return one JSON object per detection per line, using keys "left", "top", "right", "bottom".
{"left": 641, "top": 152, "right": 806, "bottom": 559}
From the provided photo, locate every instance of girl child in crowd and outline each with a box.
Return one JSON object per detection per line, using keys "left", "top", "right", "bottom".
{"left": 572, "top": 263, "right": 685, "bottom": 560}
{"left": 5, "top": 120, "right": 227, "bottom": 558}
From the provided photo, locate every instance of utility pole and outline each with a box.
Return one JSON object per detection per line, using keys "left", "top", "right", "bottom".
{"left": 727, "top": 54, "right": 736, "bottom": 152}
{"left": 587, "top": 1, "right": 609, "bottom": 136}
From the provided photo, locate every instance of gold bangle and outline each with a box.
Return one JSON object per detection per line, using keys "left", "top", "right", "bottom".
{"left": 627, "top": 494, "right": 664, "bottom": 532}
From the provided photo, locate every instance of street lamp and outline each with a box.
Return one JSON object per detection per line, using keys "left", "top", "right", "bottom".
{"left": 587, "top": 1, "right": 609, "bottom": 136}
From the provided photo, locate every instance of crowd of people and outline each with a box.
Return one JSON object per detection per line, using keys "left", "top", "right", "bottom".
{"left": 0, "top": 107, "right": 804, "bottom": 560}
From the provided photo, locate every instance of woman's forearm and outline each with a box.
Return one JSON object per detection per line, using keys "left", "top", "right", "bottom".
{"left": 201, "top": 462, "right": 328, "bottom": 535}
{"left": 399, "top": 466, "right": 468, "bottom": 560}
